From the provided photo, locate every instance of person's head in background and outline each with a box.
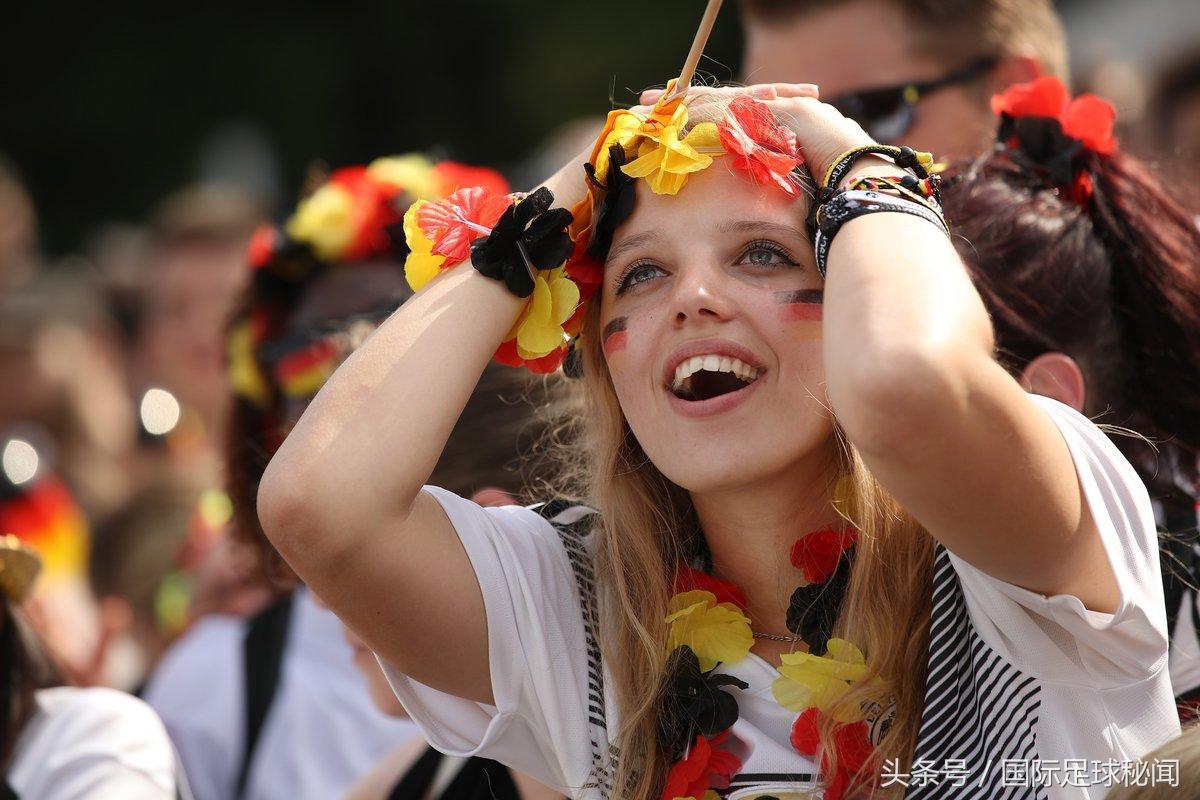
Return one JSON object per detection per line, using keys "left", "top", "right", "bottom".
{"left": 1147, "top": 48, "right": 1200, "bottom": 211}
{"left": 740, "top": 0, "right": 1067, "bottom": 159}
{"left": 939, "top": 77, "right": 1200, "bottom": 587}
{"left": 136, "top": 184, "right": 263, "bottom": 456}
{"left": 0, "top": 470, "right": 100, "bottom": 686}
{"left": 227, "top": 157, "right": 514, "bottom": 589}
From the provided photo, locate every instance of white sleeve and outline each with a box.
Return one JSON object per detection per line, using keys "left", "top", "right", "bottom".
{"left": 377, "top": 486, "right": 596, "bottom": 793}
{"left": 947, "top": 394, "right": 1169, "bottom": 686}
{"left": 10, "top": 688, "right": 179, "bottom": 800}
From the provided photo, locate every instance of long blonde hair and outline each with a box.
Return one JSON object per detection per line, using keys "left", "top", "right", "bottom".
{"left": 545, "top": 96, "right": 937, "bottom": 798}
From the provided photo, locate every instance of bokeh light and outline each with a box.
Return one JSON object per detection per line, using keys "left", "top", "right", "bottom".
{"left": 139, "top": 388, "right": 182, "bottom": 436}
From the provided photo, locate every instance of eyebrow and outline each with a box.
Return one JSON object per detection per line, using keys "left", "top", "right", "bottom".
{"left": 717, "top": 219, "right": 811, "bottom": 242}
{"left": 605, "top": 230, "right": 662, "bottom": 267}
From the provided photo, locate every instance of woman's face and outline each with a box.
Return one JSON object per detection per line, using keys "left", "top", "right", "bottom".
{"left": 599, "top": 166, "right": 835, "bottom": 493}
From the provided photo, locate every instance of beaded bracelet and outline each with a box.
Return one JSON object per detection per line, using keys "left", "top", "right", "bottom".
{"left": 845, "top": 173, "right": 942, "bottom": 207}
{"left": 813, "top": 189, "right": 950, "bottom": 278}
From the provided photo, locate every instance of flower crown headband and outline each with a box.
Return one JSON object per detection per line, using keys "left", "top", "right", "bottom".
{"left": 403, "top": 1, "right": 817, "bottom": 374}
{"left": 989, "top": 75, "right": 1118, "bottom": 204}
{"left": 230, "top": 154, "right": 509, "bottom": 406}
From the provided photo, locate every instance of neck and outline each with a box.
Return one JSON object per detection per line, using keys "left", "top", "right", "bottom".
{"left": 690, "top": 440, "right": 840, "bottom": 639}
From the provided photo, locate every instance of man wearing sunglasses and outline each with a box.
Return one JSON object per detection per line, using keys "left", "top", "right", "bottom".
{"left": 740, "top": 0, "right": 1068, "bottom": 158}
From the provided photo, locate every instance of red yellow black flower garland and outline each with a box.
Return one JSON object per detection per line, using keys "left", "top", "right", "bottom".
{"left": 661, "top": 525, "right": 877, "bottom": 800}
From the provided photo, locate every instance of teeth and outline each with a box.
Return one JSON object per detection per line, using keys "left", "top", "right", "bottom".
{"left": 671, "top": 354, "right": 761, "bottom": 389}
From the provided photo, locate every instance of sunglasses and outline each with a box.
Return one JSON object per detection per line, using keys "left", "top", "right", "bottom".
{"left": 828, "top": 57, "right": 998, "bottom": 143}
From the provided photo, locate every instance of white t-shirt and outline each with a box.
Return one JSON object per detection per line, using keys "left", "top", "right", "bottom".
{"left": 144, "top": 588, "right": 417, "bottom": 800}
{"left": 7, "top": 686, "right": 179, "bottom": 799}
{"left": 381, "top": 396, "right": 1179, "bottom": 799}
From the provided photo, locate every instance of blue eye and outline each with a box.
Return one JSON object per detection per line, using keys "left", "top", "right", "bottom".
{"left": 741, "top": 240, "right": 798, "bottom": 268}
{"left": 616, "top": 261, "right": 666, "bottom": 294}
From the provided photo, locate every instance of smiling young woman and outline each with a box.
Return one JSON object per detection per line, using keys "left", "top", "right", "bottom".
{"left": 256, "top": 82, "right": 1178, "bottom": 800}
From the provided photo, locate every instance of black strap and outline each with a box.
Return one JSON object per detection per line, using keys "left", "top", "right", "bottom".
{"left": 385, "top": 748, "right": 521, "bottom": 800}
{"left": 2, "top": 780, "right": 17, "bottom": 800}
{"left": 235, "top": 593, "right": 295, "bottom": 799}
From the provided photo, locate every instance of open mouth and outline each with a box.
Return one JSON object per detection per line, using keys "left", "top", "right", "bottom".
{"left": 669, "top": 355, "right": 763, "bottom": 401}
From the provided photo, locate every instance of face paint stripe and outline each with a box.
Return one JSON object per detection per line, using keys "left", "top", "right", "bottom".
{"left": 773, "top": 289, "right": 824, "bottom": 305}
{"left": 774, "top": 289, "right": 824, "bottom": 322}
{"left": 602, "top": 316, "right": 629, "bottom": 357}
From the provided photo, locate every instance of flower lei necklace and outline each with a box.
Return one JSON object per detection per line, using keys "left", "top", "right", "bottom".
{"left": 660, "top": 524, "right": 885, "bottom": 800}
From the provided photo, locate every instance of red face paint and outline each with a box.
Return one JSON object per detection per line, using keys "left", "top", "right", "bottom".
{"left": 602, "top": 316, "right": 628, "bottom": 358}
{"left": 774, "top": 289, "right": 824, "bottom": 322}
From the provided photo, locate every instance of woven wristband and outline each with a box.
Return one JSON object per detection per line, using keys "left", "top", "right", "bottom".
{"left": 813, "top": 189, "right": 949, "bottom": 278}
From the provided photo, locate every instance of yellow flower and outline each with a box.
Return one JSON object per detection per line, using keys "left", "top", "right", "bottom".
{"left": 285, "top": 183, "right": 356, "bottom": 261}
{"left": 366, "top": 154, "right": 438, "bottom": 200}
{"left": 665, "top": 590, "right": 753, "bottom": 671}
{"left": 621, "top": 116, "right": 723, "bottom": 195}
{"left": 227, "top": 322, "right": 270, "bottom": 406}
{"left": 402, "top": 201, "right": 446, "bottom": 292}
{"left": 507, "top": 267, "right": 580, "bottom": 359}
{"left": 772, "top": 638, "right": 870, "bottom": 723}
{"left": 590, "top": 109, "right": 646, "bottom": 183}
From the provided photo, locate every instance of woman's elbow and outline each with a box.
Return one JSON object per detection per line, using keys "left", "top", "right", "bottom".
{"left": 257, "top": 454, "right": 322, "bottom": 557}
{"left": 828, "top": 339, "right": 978, "bottom": 456}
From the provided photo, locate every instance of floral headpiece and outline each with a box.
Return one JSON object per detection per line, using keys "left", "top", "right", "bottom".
{"left": 229, "top": 154, "right": 509, "bottom": 405}
{"left": 403, "top": 85, "right": 810, "bottom": 374}
{"left": 990, "top": 76, "right": 1118, "bottom": 204}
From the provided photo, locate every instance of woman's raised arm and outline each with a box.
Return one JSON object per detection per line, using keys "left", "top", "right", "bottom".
{"left": 257, "top": 154, "right": 588, "bottom": 703}
{"left": 764, "top": 96, "right": 1120, "bottom": 614}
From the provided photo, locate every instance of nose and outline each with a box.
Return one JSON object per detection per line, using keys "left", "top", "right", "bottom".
{"left": 670, "top": 263, "right": 735, "bottom": 327}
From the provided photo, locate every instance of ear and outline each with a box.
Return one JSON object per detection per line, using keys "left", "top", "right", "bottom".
{"left": 987, "top": 55, "right": 1044, "bottom": 95}
{"left": 1019, "top": 352, "right": 1087, "bottom": 411}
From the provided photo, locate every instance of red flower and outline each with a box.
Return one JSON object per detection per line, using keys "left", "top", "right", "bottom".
{"left": 789, "top": 529, "right": 858, "bottom": 585}
{"left": 717, "top": 97, "right": 801, "bottom": 196}
{"left": 492, "top": 338, "right": 568, "bottom": 373}
{"left": 246, "top": 224, "right": 279, "bottom": 269}
{"left": 990, "top": 76, "right": 1117, "bottom": 155}
{"left": 661, "top": 732, "right": 741, "bottom": 800}
{"left": 565, "top": 238, "right": 603, "bottom": 302}
{"left": 790, "top": 708, "right": 874, "bottom": 800}
{"left": 329, "top": 166, "right": 405, "bottom": 262}
{"left": 417, "top": 187, "right": 513, "bottom": 263}
{"left": 673, "top": 564, "right": 749, "bottom": 611}
{"left": 431, "top": 161, "right": 511, "bottom": 198}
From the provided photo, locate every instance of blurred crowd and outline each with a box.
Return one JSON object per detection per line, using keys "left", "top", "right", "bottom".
{"left": 1, "top": 1, "right": 1199, "bottom": 799}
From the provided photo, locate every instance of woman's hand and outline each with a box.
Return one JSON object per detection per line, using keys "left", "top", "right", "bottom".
{"left": 638, "top": 83, "right": 877, "bottom": 181}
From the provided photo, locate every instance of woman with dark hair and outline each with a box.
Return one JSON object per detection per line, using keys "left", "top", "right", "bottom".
{"left": 940, "top": 76, "right": 1200, "bottom": 722}
{"left": 2, "top": 534, "right": 182, "bottom": 798}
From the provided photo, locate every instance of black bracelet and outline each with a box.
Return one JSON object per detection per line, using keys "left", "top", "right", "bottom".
{"left": 813, "top": 189, "right": 949, "bottom": 279}
{"left": 470, "top": 187, "right": 574, "bottom": 298}
{"left": 822, "top": 144, "right": 933, "bottom": 190}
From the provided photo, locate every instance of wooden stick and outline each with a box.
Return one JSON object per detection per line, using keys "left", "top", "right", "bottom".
{"left": 665, "top": 0, "right": 724, "bottom": 103}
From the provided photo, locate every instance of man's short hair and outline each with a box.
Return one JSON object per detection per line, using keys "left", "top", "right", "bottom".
{"left": 742, "top": 0, "right": 1068, "bottom": 80}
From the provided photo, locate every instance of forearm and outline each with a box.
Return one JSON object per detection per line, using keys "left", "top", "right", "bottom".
{"left": 821, "top": 210, "right": 995, "bottom": 452}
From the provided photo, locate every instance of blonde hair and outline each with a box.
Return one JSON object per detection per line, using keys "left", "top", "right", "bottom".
{"left": 1105, "top": 723, "right": 1200, "bottom": 800}
{"left": 548, "top": 304, "right": 935, "bottom": 799}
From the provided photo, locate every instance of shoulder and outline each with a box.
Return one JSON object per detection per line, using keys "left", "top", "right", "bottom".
{"left": 29, "top": 686, "right": 174, "bottom": 762}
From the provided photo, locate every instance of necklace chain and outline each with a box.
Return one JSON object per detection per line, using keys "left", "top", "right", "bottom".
{"left": 751, "top": 630, "right": 806, "bottom": 643}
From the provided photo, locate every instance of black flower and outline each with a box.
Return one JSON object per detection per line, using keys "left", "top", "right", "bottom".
{"left": 786, "top": 544, "right": 855, "bottom": 656}
{"left": 470, "top": 187, "right": 574, "bottom": 298}
{"left": 658, "top": 646, "right": 749, "bottom": 756}
{"left": 585, "top": 144, "right": 636, "bottom": 262}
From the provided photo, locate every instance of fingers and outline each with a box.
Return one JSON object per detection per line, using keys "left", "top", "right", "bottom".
{"left": 637, "top": 82, "right": 819, "bottom": 105}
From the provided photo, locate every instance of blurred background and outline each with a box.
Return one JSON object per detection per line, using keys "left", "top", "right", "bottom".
{"left": 0, "top": 0, "right": 1196, "bottom": 693}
